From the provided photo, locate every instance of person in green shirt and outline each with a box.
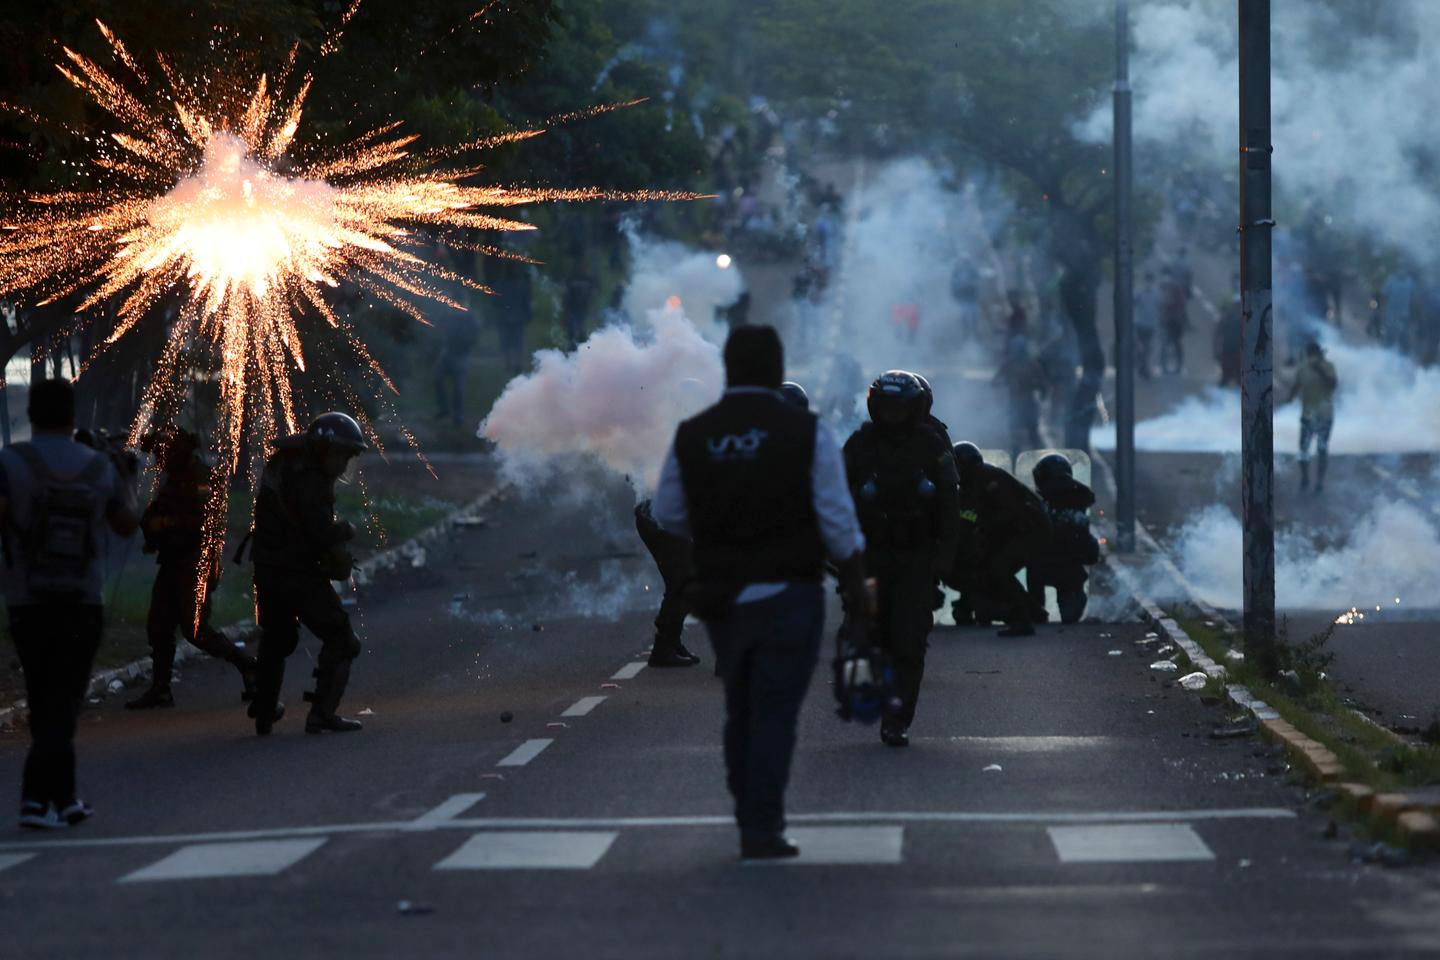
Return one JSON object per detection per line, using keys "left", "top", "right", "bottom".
{"left": 1288, "top": 341, "right": 1338, "bottom": 493}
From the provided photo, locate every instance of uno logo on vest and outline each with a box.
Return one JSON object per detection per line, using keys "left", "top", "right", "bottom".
{"left": 706, "top": 428, "right": 768, "bottom": 461}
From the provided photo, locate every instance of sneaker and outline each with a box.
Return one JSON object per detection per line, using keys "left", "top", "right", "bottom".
{"left": 58, "top": 799, "right": 94, "bottom": 826}
{"left": 740, "top": 832, "right": 801, "bottom": 861}
{"left": 880, "top": 723, "right": 910, "bottom": 748}
{"left": 304, "top": 712, "right": 364, "bottom": 734}
{"left": 19, "top": 801, "right": 65, "bottom": 830}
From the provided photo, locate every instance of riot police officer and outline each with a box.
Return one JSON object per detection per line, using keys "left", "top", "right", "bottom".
{"left": 844, "top": 371, "right": 960, "bottom": 747}
{"left": 634, "top": 499, "right": 700, "bottom": 668}
{"left": 1027, "top": 454, "right": 1100, "bottom": 624}
{"left": 247, "top": 413, "right": 367, "bottom": 736}
{"left": 127, "top": 428, "right": 256, "bottom": 709}
{"left": 953, "top": 440, "right": 1049, "bottom": 637}
{"left": 944, "top": 442, "right": 986, "bottom": 625}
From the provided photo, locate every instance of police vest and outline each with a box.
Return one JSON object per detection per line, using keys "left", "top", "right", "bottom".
{"left": 674, "top": 391, "right": 824, "bottom": 584}
{"left": 846, "top": 423, "right": 945, "bottom": 552}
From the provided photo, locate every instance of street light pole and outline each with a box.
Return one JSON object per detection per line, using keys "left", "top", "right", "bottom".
{"left": 1238, "top": 0, "right": 1277, "bottom": 677}
{"left": 1113, "top": 0, "right": 1136, "bottom": 553}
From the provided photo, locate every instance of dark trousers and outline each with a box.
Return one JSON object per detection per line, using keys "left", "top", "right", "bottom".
{"left": 706, "top": 583, "right": 823, "bottom": 836}
{"left": 1027, "top": 564, "right": 1089, "bottom": 624}
{"left": 634, "top": 511, "right": 692, "bottom": 648}
{"left": 253, "top": 567, "right": 361, "bottom": 718}
{"left": 984, "top": 537, "right": 1038, "bottom": 628}
{"left": 11, "top": 604, "right": 103, "bottom": 806}
{"left": 872, "top": 555, "right": 935, "bottom": 728}
{"left": 147, "top": 563, "right": 243, "bottom": 688}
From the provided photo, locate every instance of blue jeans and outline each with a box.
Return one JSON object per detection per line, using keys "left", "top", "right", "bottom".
{"left": 706, "top": 582, "right": 824, "bottom": 836}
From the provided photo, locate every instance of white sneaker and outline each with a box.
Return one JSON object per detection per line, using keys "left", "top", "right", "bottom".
{"left": 19, "top": 801, "right": 66, "bottom": 830}
{"left": 59, "top": 799, "right": 94, "bottom": 826}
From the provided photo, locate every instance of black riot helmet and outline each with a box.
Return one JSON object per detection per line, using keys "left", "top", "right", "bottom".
{"left": 914, "top": 373, "right": 934, "bottom": 417}
{"left": 952, "top": 441, "right": 984, "bottom": 484}
{"left": 866, "top": 370, "right": 925, "bottom": 428}
{"left": 306, "top": 412, "right": 367, "bottom": 481}
{"left": 778, "top": 381, "right": 810, "bottom": 410}
{"left": 1032, "top": 452, "right": 1073, "bottom": 491}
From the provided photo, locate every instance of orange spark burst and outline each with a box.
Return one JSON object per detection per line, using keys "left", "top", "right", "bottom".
{"left": 0, "top": 17, "right": 701, "bottom": 614}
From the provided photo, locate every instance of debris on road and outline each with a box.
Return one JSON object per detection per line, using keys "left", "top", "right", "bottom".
{"left": 1178, "top": 672, "right": 1209, "bottom": 691}
{"left": 1211, "top": 721, "right": 1258, "bottom": 740}
{"left": 358, "top": 708, "right": 375, "bottom": 717}
{"left": 107, "top": 679, "right": 125, "bottom": 693}
{"left": 982, "top": 764, "right": 1003, "bottom": 772}
{"left": 1150, "top": 660, "right": 1179, "bottom": 673}
{"left": 396, "top": 901, "right": 434, "bottom": 916}
{"left": 1107, "top": 650, "right": 1123, "bottom": 657}
{"left": 1349, "top": 841, "right": 1411, "bottom": 868}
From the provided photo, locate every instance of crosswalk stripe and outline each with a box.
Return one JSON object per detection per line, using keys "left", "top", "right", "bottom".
{"left": 611, "top": 662, "right": 646, "bottom": 680}
{"left": 407, "top": 794, "right": 486, "bottom": 829}
{"left": 434, "top": 831, "right": 618, "bottom": 870}
{"left": 120, "top": 839, "right": 327, "bottom": 882}
{"left": 746, "top": 826, "right": 904, "bottom": 866}
{"left": 497, "top": 738, "right": 553, "bottom": 767}
{"left": 0, "top": 852, "right": 35, "bottom": 873}
{"left": 561, "top": 696, "right": 606, "bottom": 718}
{"left": 1047, "top": 824, "right": 1215, "bottom": 863}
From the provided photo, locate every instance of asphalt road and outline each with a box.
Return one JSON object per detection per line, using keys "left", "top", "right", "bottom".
{"left": 3, "top": 469, "right": 1440, "bottom": 959}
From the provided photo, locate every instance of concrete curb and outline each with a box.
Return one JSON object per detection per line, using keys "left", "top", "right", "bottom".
{"left": 0, "top": 485, "right": 503, "bottom": 732}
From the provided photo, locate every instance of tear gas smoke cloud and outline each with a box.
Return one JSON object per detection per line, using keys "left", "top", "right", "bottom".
{"left": 480, "top": 234, "right": 741, "bottom": 491}
{"left": 1092, "top": 333, "right": 1440, "bottom": 453}
{"left": 1162, "top": 501, "right": 1440, "bottom": 615}
{"left": 1078, "top": 0, "right": 1440, "bottom": 254}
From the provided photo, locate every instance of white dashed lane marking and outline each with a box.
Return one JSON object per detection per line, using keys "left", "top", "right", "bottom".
{"left": 561, "top": 696, "right": 607, "bottom": 718}
{"left": 611, "top": 662, "right": 646, "bottom": 681}
{"left": 434, "top": 831, "right": 618, "bottom": 871}
{"left": 496, "top": 738, "right": 553, "bottom": 767}
{"left": 1047, "top": 824, "right": 1215, "bottom": 864}
{"left": 0, "top": 852, "right": 35, "bottom": 873}
{"left": 120, "top": 839, "right": 327, "bottom": 882}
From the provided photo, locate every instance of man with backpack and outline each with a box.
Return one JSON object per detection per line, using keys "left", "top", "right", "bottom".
{"left": 0, "top": 379, "right": 138, "bottom": 830}
{"left": 844, "top": 371, "right": 961, "bottom": 748}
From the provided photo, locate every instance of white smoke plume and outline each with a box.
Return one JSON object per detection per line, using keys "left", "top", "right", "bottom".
{"left": 1163, "top": 500, "right": 1440, "bottom": 616}
{"left": 621, "top": 232, "right": 744, "bottom": 343}
{"left": 1078, "top": 0, "right": 1440, "bottom": 253}
{"left": 1093, "top": 332, "right": 1440, "bottom": 453}
{"left": 479, "top": 306, "right": 722, "bottom": 491}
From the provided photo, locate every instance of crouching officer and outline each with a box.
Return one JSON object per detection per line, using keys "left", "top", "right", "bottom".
{"left": 953, "top": 441, "right": 1049, "bottom": 637}
{"left": 845, "top": 371, "right": 960, "bottom": 747}
{"left": 127, "top": 428, "right": 256, "bottom": 709}
{"left": 1027, "top": 454, "right": 1100, "bottom": 624}
{"left": 246, "top": 413, "right": 366, "bottom": 736}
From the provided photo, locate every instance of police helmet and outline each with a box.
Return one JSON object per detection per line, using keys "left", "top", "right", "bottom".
{"left": 952, "top": 441, "right": 983, "bottom": 483}
{"left": 833, "top": 648, "right": 903, "bottom": 725}
{"left": 1032, "top": 452, "right": 1073, "bottom": 490}
{"left": 866, "top": 370, "right": 925, "bottom": 427}
{"left": 306, "top": 412, "right": 368, "bottom": 456}
{"left": 914, "top": 373, "right": 934, "bottom": 416}
{"left": 778, "top": 381, "right": 810, "bottom": 410}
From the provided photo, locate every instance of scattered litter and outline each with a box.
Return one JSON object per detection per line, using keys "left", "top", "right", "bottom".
{"left": 357, "top": 708, "right": 375, "bottom": 717}
{"left": 600, "top": 683, "right": 620, "bottom": 690}
{"left": 546, "top": 722, "right": 568, "bottom": 729}
{"left": 500, "top": 711, "right": 514, "bottom": 723}
{"left": 1155, "top": 643, "right": 1175, "bottom": 656}
{"left": 1237, "top": 858, "right": 1252, "bottom": 869}
{"left": 396, "top": 900, "right": 434, "bottom": 916}
{"left": 107, "top": 679, "right": 125, "bottom": 693}
{"left": 982, "top": 764, "right": 1003, "bottom": 772}
{"left": 1149, "top": 660, "right": 1179, "bottom": 673}
{"left": 1178, "top": 672, "right": 1208, "bottom": 691}
{"left": 1143, "top": 632, "right": 1159, "bottom": 640}
{"left": 87, "top": 697, "right": 100, "bottom": 704}
{"left": 1204, "top": 620, "right": 1216, "bottom": 627}
{"left": 453, "top": 516, "right": 488, "bottom": 528}
{"left": 1107, "top": 650, "right": 1123, "bottom": 657}
{"left": 1211, "top": 721, "right": 1258, "bottom": 740}
{"left": 1098, "top": 632, "right": 1112, "bottom": 639}
{"left": 1146, "top": 709, "right": 1155, "bottom": 715}
{"left": 1349, "top": 841, "right": 1410, "bottom": 868}
{"left": 1224, "top": 649, "right": 1245, "bottom": 663}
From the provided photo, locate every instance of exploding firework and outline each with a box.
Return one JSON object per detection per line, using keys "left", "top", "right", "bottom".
{"left": 0, "top": 14, "right": 696, "bottom": 609}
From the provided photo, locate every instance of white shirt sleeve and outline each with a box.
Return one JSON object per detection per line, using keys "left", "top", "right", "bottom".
{"left": 651, "top": 443, "right": 692, "bottom": 538}
{"left": 810, "top": 420, "right": 864, "bottom": 560}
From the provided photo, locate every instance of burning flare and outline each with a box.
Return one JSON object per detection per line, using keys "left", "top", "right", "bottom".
{"left": 0, "top": 15, "right": 697, "bottom": 610}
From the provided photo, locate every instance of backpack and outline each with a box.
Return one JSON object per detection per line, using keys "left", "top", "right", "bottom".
{"left": 10, "top": 443, "right": 105, "bottom": 600}
{"left": 848, "top": 425, "right": 942, "bottom": 550}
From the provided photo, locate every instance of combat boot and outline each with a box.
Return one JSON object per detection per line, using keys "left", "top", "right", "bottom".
{"left": 304, "top": 661, "right": 363, "bottom": 733}
{"left": 248, "top": 700, "right": 285, "bottom": 736}
{"left": 648, "top": 637, "right": 700, "bottom": 668}
{"left": 236, "top": 655, "right": 259, "bottom": 702}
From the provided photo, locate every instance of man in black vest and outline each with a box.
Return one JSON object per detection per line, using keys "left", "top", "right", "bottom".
{"left": 654, "top": 326, "right": 869, "bottom": 861}
{"left": 844, "top": 371, "right": 961, "bottom": 747}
